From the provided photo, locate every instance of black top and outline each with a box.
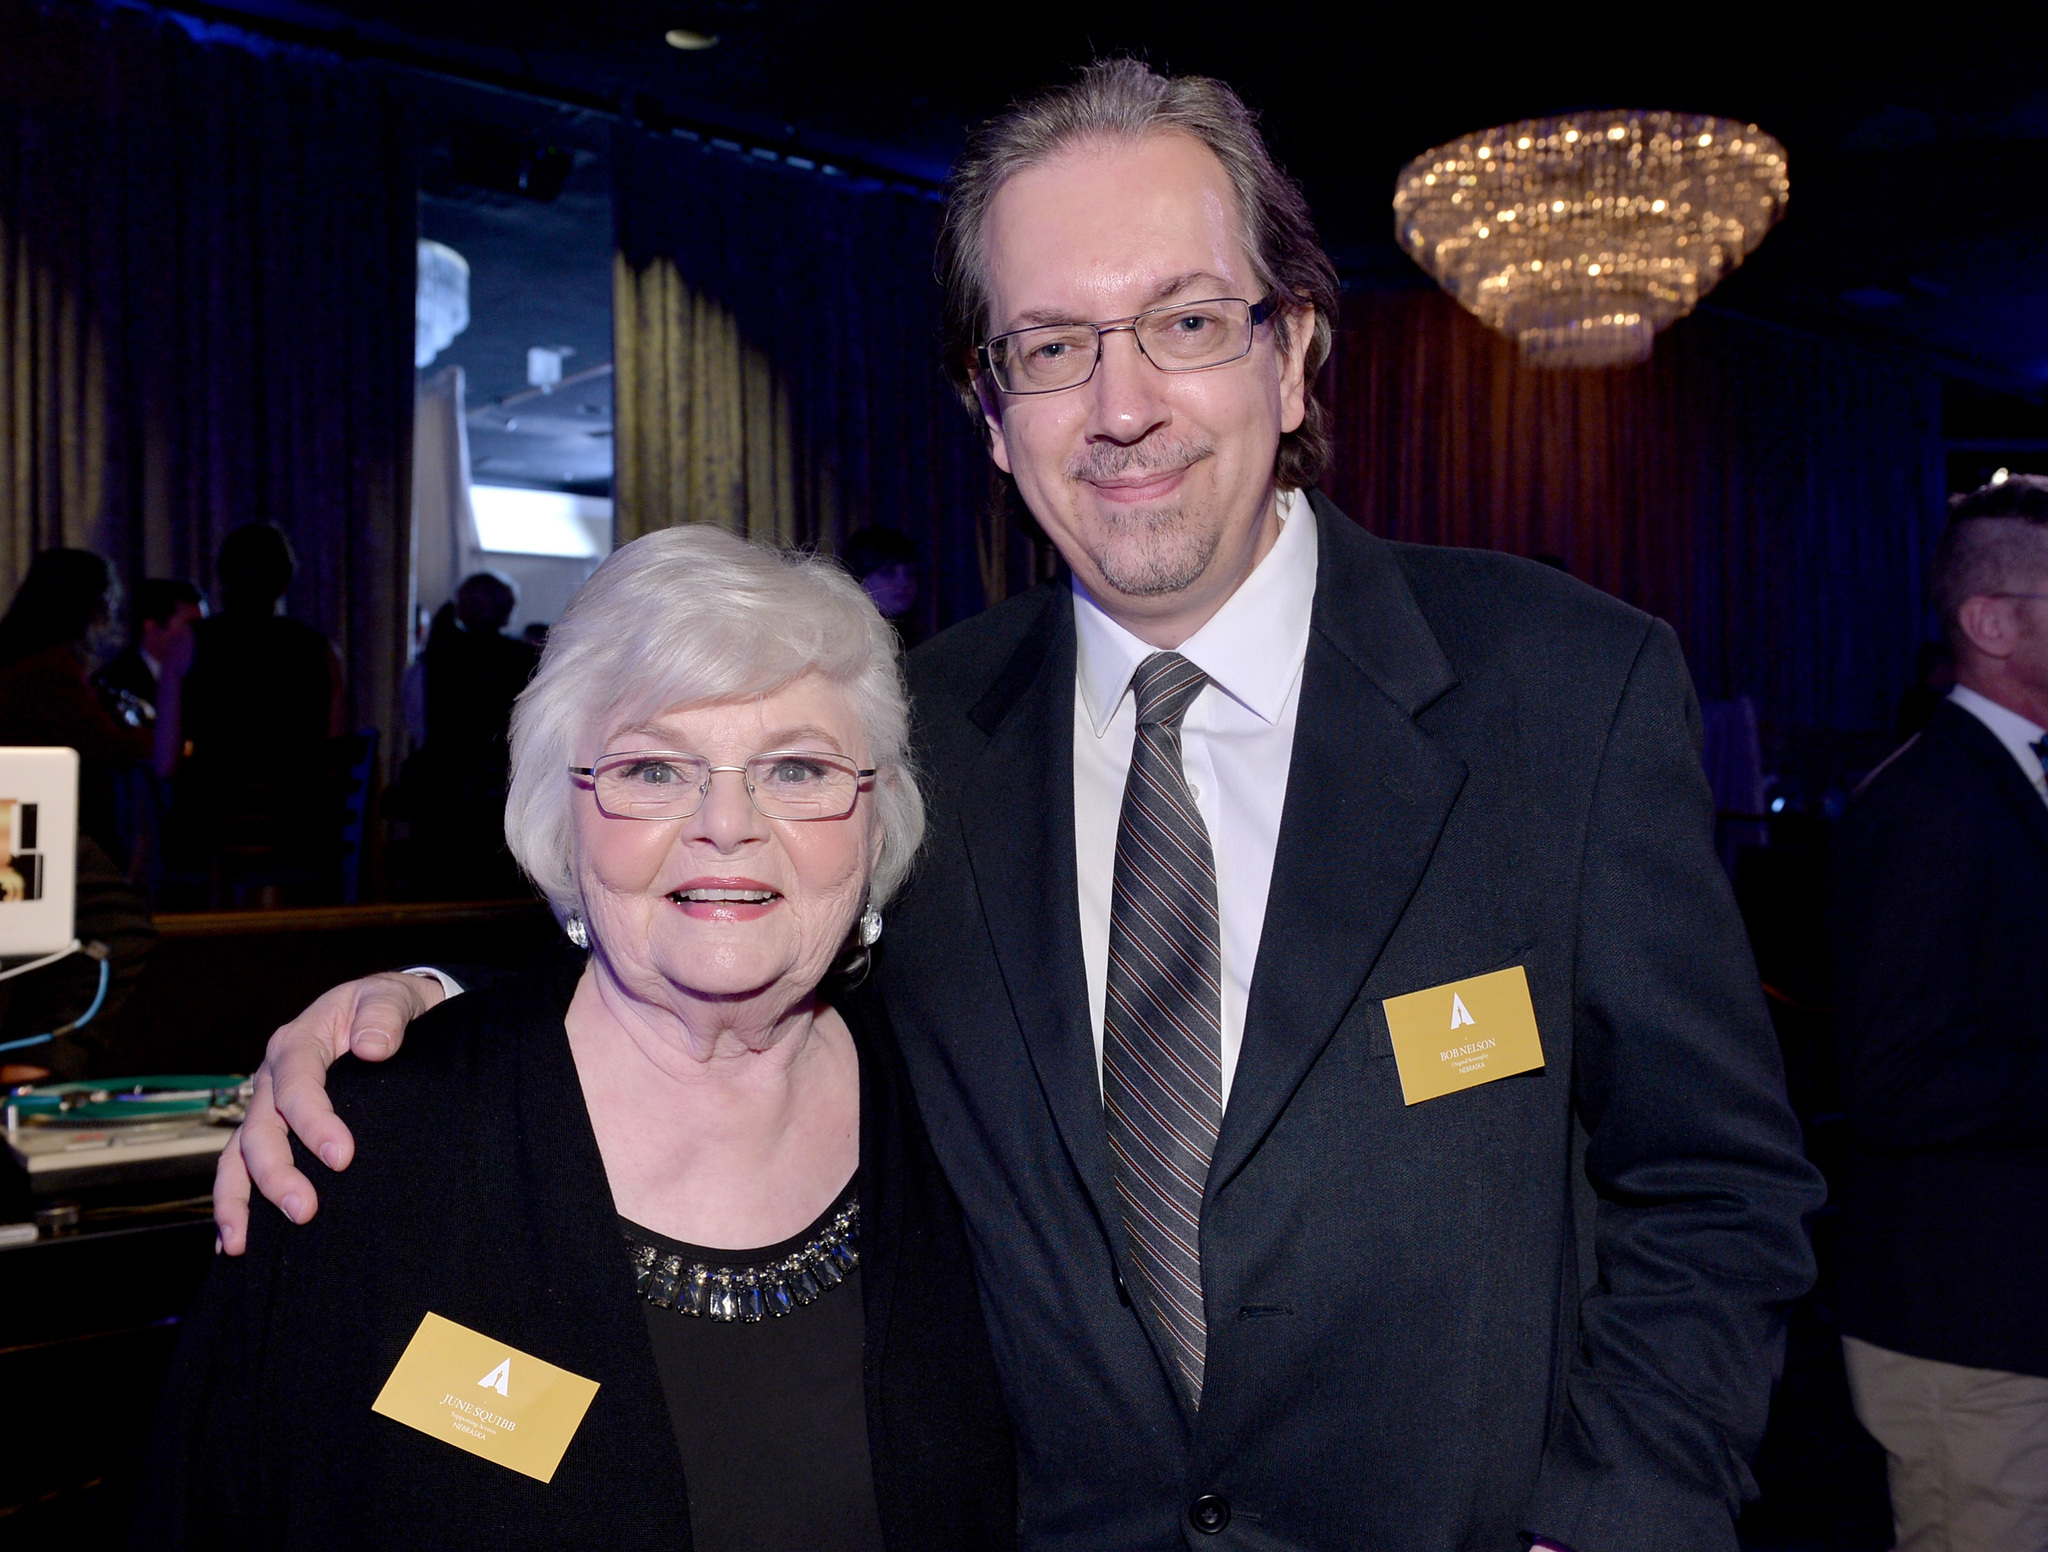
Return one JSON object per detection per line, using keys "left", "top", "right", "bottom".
{"left": 132, "top": 952, "right": 1015, "bottom": 1549}
{"left": 625, "top": 1186, "right": 886, "bottom": 1552}
{"left": 1832, "top": 699, "right": 2048, "bottom": 1376}
{"left": 181, "top": 613, "right": 335, "bottom": 756}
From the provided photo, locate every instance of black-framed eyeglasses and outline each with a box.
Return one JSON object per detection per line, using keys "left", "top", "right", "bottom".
{"left": 569, "top": 750, "right": 875, "bottom": 822}
{"left": 978, "top": 294, "right": 1280, "bottom": 396}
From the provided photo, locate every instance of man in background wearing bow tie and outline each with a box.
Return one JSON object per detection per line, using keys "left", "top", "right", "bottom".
{"left": 1833, "top": 472, "right": 2048, "bottom": 1552}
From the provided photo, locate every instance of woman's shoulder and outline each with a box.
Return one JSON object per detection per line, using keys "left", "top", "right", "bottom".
{"left": 323, "top": 952, "right": 584, "bottom": 1151}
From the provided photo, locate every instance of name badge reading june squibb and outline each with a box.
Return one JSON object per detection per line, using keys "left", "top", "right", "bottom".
{"left": 1383, "top": 965, "right": 1545, "bottom": 1106}
{"left": 371, "top": 1312, "right": 600, "bottom": 1483}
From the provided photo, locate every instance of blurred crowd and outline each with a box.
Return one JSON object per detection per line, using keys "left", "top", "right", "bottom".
{"left": 0, "top": 526, "right": 562, "bottom": 915}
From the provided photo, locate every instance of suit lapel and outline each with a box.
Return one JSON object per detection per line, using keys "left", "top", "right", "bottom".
{"left": 953, "top": 590, "right": 1125, "bottom": 1240}
{"left": 1209, "top": 497, "right": 1467, "bottom": 1192}
{"left": 1938, "top": 700, "right": 2048, "bottom": 857}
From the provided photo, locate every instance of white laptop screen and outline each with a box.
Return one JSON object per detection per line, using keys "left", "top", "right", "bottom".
{"left": 0, "top": 748, "right": 78, "bottom": 959}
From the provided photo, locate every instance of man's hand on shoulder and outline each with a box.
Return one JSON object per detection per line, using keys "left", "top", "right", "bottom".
{"left": 212, "top": 971, "right": 448, "bottom": 1255}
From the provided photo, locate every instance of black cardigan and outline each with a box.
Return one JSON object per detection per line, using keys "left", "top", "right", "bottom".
{"left": 132, "top": 952, "right": 1016, "bottom": 1549}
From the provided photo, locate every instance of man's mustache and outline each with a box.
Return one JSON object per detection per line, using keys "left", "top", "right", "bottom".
{"left": 1064, "top": 438, "right": 1215, "bottom": 483}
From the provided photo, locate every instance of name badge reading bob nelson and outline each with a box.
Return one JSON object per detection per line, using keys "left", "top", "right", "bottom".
{"left": 1383, "top": 965, "right": 1545, "bottom": 1105}
{"left": 371, "top": 1312, "right": 599, "bottom": 1483}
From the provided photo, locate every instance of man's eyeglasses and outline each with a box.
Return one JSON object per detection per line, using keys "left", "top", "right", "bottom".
{"left": 978, "top": 294, "right": 1279, "bottom": 396}
{"left": 569, "top": 751, "right": 875, "bottom": 822}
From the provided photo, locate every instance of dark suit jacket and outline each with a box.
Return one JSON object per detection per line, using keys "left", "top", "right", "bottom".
{"left": 134, "top": 953, "right": 1015, "bottom": 1549}
{"left": 882, "top": 492, "right": 1823, "bottom": 1552}
{"left": 1831, "top": 698, "right": 2048, "bottom": 1377}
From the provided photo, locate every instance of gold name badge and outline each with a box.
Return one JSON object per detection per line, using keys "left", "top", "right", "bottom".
{"left": 371, "top": 1312, "right": 600, "bottom": 1483}
{"left": 1383, "top": 965, "right": 1544, "bottom": 1105}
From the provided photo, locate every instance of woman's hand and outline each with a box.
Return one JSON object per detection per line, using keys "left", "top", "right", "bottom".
{"left": 212, "top": 972, "right": 446, "bottom": 1254}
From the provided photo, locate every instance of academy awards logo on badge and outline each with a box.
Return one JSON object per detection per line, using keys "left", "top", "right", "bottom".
{"left": 1383, "top": 965, "right": 1545, "bottom": 1105}
{"left": 371, "top": 1313, "right": 599, "bottom": 1482}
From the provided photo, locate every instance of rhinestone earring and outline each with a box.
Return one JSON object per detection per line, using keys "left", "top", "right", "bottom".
{"left": 565, "top": 911, "right": 589, "bottom": 949}
{"left": 857, "top": 905, "right": 883, "bottom": 947}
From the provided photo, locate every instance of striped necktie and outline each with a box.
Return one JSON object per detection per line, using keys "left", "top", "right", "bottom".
{"left": 1102, "top": 650, "right": 1222, "bottom": 1407}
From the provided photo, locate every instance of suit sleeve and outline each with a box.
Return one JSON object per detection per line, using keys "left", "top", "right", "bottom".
{"left": 1523, "top": 621, "right": 1824, "bottom": 1552}
{"left": 1831, "top": 771, "right": 2048, "bottom": 1151}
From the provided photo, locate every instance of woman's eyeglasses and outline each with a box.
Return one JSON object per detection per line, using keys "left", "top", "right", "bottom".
{"left": 569, "top": 751, "right": 874, "bottom": 822}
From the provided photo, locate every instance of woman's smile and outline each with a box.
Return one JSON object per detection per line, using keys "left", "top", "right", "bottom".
{"left": 667, "top": 874, "right": 784, "bottom": 921}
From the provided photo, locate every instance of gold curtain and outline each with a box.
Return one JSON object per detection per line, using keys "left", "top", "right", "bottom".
{"left": 0, "top": 210, "right": 106, "bottom": 598}
{"left": 609, "top": 130, "right": 1006, "bottom": 633}
{"left": 612, "top": 251, "right": 810, "bottom": 547}
{"left": 2, "top": 1, "right": 418, "bottom": 766}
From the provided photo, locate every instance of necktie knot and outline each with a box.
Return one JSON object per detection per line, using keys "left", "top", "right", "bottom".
{"left": 1131, "top": 652, "right": 1208, "bottom": 730}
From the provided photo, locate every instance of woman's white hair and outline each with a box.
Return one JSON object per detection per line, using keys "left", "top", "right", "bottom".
{"left": 504, "top": 524, "right": 924, "bottom": 922}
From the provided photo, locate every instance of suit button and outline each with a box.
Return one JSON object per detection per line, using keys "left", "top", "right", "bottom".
{"left": 1188, "top": 1494, "right": 1230, "bottom": 1534}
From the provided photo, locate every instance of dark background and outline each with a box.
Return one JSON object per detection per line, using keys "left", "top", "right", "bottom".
{"left": 6, "top": 4, "right": 2046, "bottom": 1547}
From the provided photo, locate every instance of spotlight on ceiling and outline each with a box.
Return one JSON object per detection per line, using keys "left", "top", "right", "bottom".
{"left": 664, "top": 27, "right": 719, "bottom": 49}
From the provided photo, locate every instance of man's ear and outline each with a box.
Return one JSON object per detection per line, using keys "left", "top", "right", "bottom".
{"left": 974, "top": 372, "right": 1014, "bottom": 475}
{"left": 1958, "top": 595, "right": 2018, "bottom": 662}
{"left": 1276, "top": 303, "right": 1314, "bottom": 437}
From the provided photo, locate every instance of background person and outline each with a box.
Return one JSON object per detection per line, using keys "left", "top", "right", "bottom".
{"left": 95, "top": 577, "right": 205, "bottom": 886}
{"left": 138, "top": 526, "right": 1012, "bottom": 1549}
{"left": 396, "top": 571, "right": 540, "bottom": 898}
{"left": 96, "top": 577, "right": 205, "bottom": 723}
{"left": 1831, "top": 472, "right": 2048, "bottom": 1551}
{"left": 840, "top": 526, "right": 922, "bottom": 651}
{"left": 173, "top": 523, "right": 346, "bottom": 904}
{"left": 0, "top": 548, "right": 186, "bottom": 859}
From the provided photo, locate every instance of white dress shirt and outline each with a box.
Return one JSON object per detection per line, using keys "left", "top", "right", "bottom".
{"left": 1072, "top": 487, "right": 1318, "bottom": 1110}
{"left": 1949, "top": 684, "right": 2048, "bottom": 806}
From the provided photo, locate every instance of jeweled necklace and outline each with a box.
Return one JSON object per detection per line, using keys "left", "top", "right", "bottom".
{"left": 625, "top": 1197, "right": 860, "bottom": 1322}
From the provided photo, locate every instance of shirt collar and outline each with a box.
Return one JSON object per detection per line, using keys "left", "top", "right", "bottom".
{"left": 1073, "top": 486, "right": 1320, "bottom": 737}
{"left": 1949, "top": 683, "right": 2048, "bottom": 781}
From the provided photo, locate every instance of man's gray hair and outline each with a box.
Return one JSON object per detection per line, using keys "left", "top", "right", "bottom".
{"left": 937, "top": 57, "right": 1341, "bottom": 491}
{"left": 504, "top": 525, "right": 924, "bottom": 923}
{"left": 1931, "top": 473, "right": 2048, "bottom": 645}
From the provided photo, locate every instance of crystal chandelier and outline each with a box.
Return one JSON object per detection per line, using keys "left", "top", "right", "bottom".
{"left": 1392, "top": 112, "right": 1789, "bottom": 368}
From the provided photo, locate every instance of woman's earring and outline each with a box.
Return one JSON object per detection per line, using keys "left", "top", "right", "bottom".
{"left": 565, "top": 911, "right": 589, "bottom": 950}
{"left": 857, "top": 905, "right": 883, "bottom": 947}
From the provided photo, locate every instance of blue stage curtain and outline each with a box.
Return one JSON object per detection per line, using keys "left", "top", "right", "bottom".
{"left": 0, "top": 0, "right": 417, "bottom": 745}
{"left": 612, "top": 128, "right": 1020, "bottom": 636}
{"left": 1322, "top": 289, "right": 1946, "bottom": 758}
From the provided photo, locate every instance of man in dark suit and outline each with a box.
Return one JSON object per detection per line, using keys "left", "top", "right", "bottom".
{"left": 1831, "top": 473, "right": 2048, "bottom": 1551}
{"left": 215, "top": 62, "right": 1821, "bottom": 1551}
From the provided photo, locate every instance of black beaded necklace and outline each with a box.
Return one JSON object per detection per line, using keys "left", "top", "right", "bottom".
{"left": 624, "top": 1197, "right": 860, "bottom": 1323}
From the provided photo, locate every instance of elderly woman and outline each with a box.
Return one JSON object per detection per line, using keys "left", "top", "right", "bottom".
{"left": 137, "top": 528, "right": 1014, "bottom": 1549}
